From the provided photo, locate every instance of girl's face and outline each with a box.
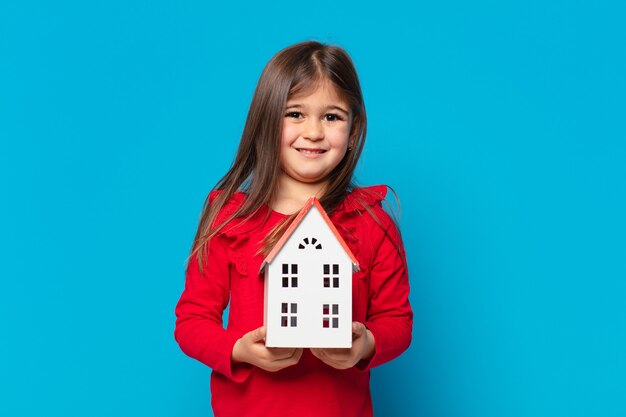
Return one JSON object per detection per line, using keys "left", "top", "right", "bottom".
{"left": 279, "top": 81, "right": 352, "bottom": 187}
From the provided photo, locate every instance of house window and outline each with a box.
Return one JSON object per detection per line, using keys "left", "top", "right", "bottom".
{"left": 323, "top": 264, "right": 340, "bottom": 288}
{"left": 322, "top": 303, "right": 339, "bottom": 329}
{"left": 281, "top": 302, "right": 298, "bottom": 327}
{"left": 281, "top": 263, "right": 298, "bottom": 288}
{"left": 298, "top": 237, "right": 322, "bottom": 250}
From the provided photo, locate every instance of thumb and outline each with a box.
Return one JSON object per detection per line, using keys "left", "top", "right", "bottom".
{"left": 249, "top": 326, "right": 266, "bottom": 342}
{"left": 352, "top": 322, "right": 365, "bottom": 338}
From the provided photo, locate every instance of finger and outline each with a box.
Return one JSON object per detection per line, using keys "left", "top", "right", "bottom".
{"left": 310, "top": 348, "right": 325, "bottom": 361}
{"left": 248, "top": 326, "right": 266, "bottom": 342}
{"left": 324, "top": 348, "right": 351, "bottom": 356}
{"left": 310, "top": 347, "right": 330, "bottom": 356}
{"left": 279, "top": 348, "right": 303, "bottom": 363}
{"left": 266, "top": 347, "right": 299, "bottom": 360}
{"left": 277, "top": 348, "right": 302, "bottom": 364}
{"left": 311, "top": 348, "right": 347, "bottom": 368}
{"left": 292, "top": 348, "right": 303, "bottom": 362}
{"left": 316, "top": 354, "right": 350, "bottom": 370}
{"left": 352, "top": 322, "right": 365, "bottom": 338}
{"left": 264, "top": 348, "right": 304, "bottom": 371}
{"left": 313, "top": 347, "right": 350, "bottom": 360}
{"left": 310, "top": 348, "right": 334, "bottom": 366}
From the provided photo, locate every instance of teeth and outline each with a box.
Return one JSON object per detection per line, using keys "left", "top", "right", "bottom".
{"left": 298, "top": 149, "right": 324, "bottom": 154}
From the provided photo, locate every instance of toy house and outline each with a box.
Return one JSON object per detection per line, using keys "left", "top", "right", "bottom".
{"left": 261, "top": 197, "right": 359, "bottom": 348}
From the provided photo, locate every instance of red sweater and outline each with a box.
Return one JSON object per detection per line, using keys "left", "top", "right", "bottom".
{"left": 174, "top": 186, "right": 413, "bottom": 417}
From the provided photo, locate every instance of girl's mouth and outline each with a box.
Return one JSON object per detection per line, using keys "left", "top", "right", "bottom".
{"left": 296, "top": 148, "right": 326, "bottom": 156}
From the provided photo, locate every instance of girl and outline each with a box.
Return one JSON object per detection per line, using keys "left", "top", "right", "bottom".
{"left": 174, "top": 41, "right": 412, "bottom": 417}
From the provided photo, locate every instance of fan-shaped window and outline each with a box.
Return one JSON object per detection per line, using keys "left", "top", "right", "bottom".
{"left": 298, "top": 237, "right": 322, "bottom": 250}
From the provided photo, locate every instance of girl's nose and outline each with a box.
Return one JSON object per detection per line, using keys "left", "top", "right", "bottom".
{"left": 303, "top": 119, "right": 324, "bottom": 141}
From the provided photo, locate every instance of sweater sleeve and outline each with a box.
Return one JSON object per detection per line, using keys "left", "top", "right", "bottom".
{"left": 359, "top": 208, "right": 413, "bottom": 370}
{"left": 174, "top": 236, "right": 253, "bottom": 382}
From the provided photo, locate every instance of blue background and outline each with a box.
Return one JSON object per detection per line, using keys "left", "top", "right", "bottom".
{"left": 1, "top": 1, "right": 625, "bottom": 416}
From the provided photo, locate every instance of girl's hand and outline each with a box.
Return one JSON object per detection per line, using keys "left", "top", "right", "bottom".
{"left": 310, "top": 322, "right": 376, "bottom": 370}
{"left": 232, "top": 326, "right": 303, "bottom": 372}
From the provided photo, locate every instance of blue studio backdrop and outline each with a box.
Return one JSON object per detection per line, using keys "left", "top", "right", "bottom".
{"left": 1, "top": 1, "right": 625, "bottom": 416}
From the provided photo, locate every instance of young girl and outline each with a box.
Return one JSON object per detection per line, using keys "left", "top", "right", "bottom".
{"left": 174, "top": 41, "right": 413, "bottom": 417}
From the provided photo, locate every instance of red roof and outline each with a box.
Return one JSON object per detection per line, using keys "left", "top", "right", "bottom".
{"left": 261, "top": 197, "right": 360, "bottom": 272}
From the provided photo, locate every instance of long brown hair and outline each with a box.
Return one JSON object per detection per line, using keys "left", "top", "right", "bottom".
{"left": 188, "top": 41, "right": 367, "bottom": 272}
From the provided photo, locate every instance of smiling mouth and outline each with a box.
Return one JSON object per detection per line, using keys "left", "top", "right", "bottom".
{"left": 296, "top": 148, "right": 327, "bottom": 155}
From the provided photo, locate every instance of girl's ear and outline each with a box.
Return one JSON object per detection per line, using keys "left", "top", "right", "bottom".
{"left": 349, "top": 116, "right": 358, "bottom": 141}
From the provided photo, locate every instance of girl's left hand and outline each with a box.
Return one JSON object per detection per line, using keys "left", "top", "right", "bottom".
{"left": 310, "top": 322, "right": 376, "bottom": 370}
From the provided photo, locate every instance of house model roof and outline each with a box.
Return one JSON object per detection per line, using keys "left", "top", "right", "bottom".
{"left": 260, "top": 197, "right": 360, "bottom": 273}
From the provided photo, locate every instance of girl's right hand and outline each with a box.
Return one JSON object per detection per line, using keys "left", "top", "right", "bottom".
{"left": 231, "top": 326, "right": 303, "bottom": 372}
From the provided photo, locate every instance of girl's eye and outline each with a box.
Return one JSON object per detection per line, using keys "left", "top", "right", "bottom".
{"left": 285, "top": 111, "right": 302, "bottom": 119}
{"left": 324, "top": 113, "right": 343, "bottom": 122}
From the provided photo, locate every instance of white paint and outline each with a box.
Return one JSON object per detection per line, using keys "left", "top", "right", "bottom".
{"left": 264, "top": 205, "right": 353, "bottom": 348}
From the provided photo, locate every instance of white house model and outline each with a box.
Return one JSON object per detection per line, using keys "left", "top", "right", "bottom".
{"left": 261, "top": 197, "right": 359, "bottom": 348}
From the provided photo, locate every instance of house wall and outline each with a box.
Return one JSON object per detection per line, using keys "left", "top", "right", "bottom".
{"left": 264, "top": 206, "right": 353, "bottom": 348}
